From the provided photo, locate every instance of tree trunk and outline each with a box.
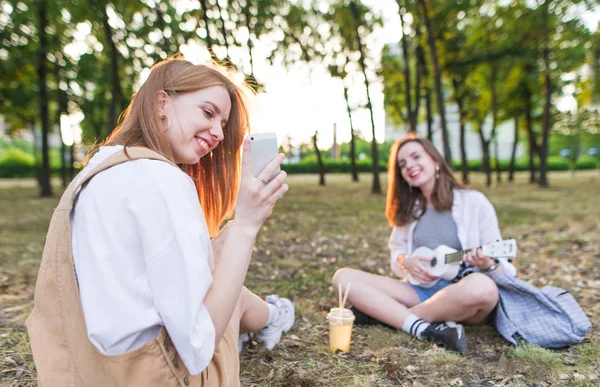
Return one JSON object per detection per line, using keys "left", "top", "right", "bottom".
{"left": 313, "top": 131, "right": 325, "bottom": 186}
{"left": 54, "top": 61, "right": 69, "bottom": 187}
{"left": 490, "top": 65, "right": 501, "bottom": 184}
{"left": 30, "top": 122, "right": 41, "bottom": 187}
{"left": 398, "top": 3, "right": 414, "bottom": 132}
{"left": 70, "top": 144, "right": 76, "bottom": 180}
{"left": 60, "top": 126, "right": 68, "bottom": 187}
{"left": 483, "top": 141, "right": 492, "bottom": 188}
{"left": 452, "top": 77, "right": 469, "bottom": 184}
{"left": 418, "top": 0, "right": 451, "bottom": 165}
{"left": 493, "top": 134, "right": 502, "bottom": 183}
{"left": 539, "top": 80, "right": 551, "bottom": 187}
{"left": 508, "top": 116, "right": 519, "bottom": 182}
{"left": 538, "top": 0, "right": 552, "bottom": 188}
{"left": 344, "top": 86, "right": 359, "bottom": 182}
{"left": 477, "top": 122, "right": 492, "bottom": 187}
{"left": 97, "top": 2, "right": 122, "bottom": 136}
{"left": 413, "top": 43, "right": 423, "bottom": 131}
{"left": 412, "top": 16, "right": 424, "bottom": 132}
{"left": 425, "top": 82, "right": 433, "bottom": 142}
{"left": 417, "top": 45, "right": 433, "bottom": 141}
{"left": 350, "top": 1, "right": 381, "bottom": 194}
{"left": 37, "top": 0, "right": 52, "bottom": 197}
{"left": 524, "top": 80, "right": 537, "bottom": 183}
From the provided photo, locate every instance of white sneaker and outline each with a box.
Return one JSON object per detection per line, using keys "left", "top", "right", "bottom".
{"left": 256, "top": 295, "right": 295, "bottom": 350}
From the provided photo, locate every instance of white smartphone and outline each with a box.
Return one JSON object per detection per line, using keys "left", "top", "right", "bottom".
{"left": 249, "top": 132, "right": 280, "bottom": 180}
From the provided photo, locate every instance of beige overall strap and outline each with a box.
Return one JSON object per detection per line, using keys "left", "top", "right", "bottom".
{"left": 26, "top": 147, "right": 179, "bottom": 387}
{"left": 56, "top": 147, "right": 177, "bottom": 213}
{"left": 55, "top": 146, "right": 178, "bottom": 284}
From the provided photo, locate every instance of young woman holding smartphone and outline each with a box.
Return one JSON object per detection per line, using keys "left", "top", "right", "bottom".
{"left": 27, "top": 57, "right": 294, "bottom": 386}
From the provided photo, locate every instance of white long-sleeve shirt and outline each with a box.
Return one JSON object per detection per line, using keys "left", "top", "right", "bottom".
{"left": 71, "top": 146, "right": 215, "bottom": 375}
{"left": 388, "top": 189, "right": 517, "bottom": 279}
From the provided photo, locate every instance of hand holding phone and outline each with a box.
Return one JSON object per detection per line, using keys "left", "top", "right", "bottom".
{"left": 249, "top": 132, "right": 280, "bottom": 181}
{"left": 234, "top": 134, "right": 287, "bottom": 234}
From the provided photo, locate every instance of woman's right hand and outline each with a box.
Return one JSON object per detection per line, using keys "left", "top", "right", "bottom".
{"left": 402, "top": 255, "right": 439, "bottom": 284}
{"left": 234, "top": 139, "right": 288, "bottom": 234}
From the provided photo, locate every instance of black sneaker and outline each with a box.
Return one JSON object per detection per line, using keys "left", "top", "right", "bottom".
{"left": 421, "top": 322, "right": 468, "bottom": 355}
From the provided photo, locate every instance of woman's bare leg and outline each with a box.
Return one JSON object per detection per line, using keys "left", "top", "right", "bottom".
{"left": 237, "top": 287, "right": 270, "bottom": 333}
{"left": 332, "top": 269, "right": 498, "bottom": 327}
{"left": 331, "top": 268, "right": 421, "bottom": 329}
{"left": 236, "top": 287, "right": 295, "bottom": 351}
{"left": 410, "top": 273, "right": 498, "bottom": 324}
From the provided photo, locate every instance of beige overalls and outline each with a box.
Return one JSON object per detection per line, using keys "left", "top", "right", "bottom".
{"left": 26, "top": 148, "right": 240, "bottom": 387}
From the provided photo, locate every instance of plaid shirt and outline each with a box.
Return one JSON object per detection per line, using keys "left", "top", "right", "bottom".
{"left": 485, "top": 269, "right": 591, "bottom": 348}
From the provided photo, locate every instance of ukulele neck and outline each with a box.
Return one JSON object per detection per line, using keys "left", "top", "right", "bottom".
{"left": 445, "top": 249, "right": 476, "bottom": 264}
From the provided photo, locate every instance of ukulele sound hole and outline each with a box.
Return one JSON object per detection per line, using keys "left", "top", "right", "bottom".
{"left": 431, "top": 258, "right": 437, "bottom": 267}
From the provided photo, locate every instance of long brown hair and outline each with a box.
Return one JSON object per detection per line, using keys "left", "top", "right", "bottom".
{"left": 87, "top": 57, "right": 250, "bottom": 236}
{"left": 385, "top": 134, "right": 465, "bottom": 227}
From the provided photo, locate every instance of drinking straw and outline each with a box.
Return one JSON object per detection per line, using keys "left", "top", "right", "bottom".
{"left": 341, "top": 282, "right": 352, "bottom": 309}
{"left": 338, "top": 283, "right": 343, "bottom": 309}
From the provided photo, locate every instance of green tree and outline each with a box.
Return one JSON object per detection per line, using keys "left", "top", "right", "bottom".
{"left": 0, "top": 1, "right": 39, "bottom": 133}
{"left": 328, "top": 57, "right": 360, "bottom": 182}
{"left": 37, "top": 0, "right": 52, "bottom": 196}
{"left": 330, "top": 0, "right": 382, "bottom": 193}
{"left": 417, "top": 0, "right": 451, "bottom": 164}
{"left": 536, "top": 0, "right": 589, "bottom": 187}
{"left": 313, "top": 130, "right": 325, "bottom": 185}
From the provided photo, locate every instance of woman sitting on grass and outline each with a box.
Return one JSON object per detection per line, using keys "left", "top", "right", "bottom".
{"left": 332, "top": 134, "right": 516, "bottom": 354}
{"left": 27, "top": 57, "right": 294, "bottom": 386}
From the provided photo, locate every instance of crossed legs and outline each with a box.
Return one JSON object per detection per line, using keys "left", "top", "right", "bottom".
{"left": 331, "top": 269, "right": 498, "bottom": 328}
{"left": 231, "top": 268, "right": 498, "bottom": 347}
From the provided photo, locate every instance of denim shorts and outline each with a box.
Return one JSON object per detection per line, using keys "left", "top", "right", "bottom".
{"left": 408, "top": 279, "right": 454, "bottom": 302}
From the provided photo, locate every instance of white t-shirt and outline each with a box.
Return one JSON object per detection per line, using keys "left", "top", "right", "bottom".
{"left": 71, "top": 146, "right": 215, "bottom": 375}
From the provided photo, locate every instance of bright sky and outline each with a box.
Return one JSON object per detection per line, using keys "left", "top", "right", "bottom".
{"left": 64, "top": 1, "right": 599, "bottom": 148}
{"left": 176, "top": 0, "right": 403, "bottom": 149}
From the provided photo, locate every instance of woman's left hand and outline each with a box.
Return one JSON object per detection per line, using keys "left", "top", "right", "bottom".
{"left": 463, "top": 248, "right": 493, "bottom": 270}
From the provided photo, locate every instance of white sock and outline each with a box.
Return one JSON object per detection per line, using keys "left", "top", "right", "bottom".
{"left": 402, "top": 313, "right": 430, "bottom": 340}
{"left": 266, "top": 303, "right": 279, "bottom": 326}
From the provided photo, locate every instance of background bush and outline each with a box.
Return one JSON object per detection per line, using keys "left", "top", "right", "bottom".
{"left": 0, "top": 143, "right": 598, "bottom": 178}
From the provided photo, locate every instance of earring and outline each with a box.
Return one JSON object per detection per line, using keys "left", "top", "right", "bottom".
{"left": 408, "top": 184, "right": 413, "bottom": 193}
{"left": 435, "top": 165, "right": 440, "bottom": 179}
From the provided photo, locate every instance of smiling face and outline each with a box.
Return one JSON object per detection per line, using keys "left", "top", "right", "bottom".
{"left": 396, "top": 141, "right": 439, "bottom": 190}
{"left": 160, "top": 86, "right": 232, "bottom": 165}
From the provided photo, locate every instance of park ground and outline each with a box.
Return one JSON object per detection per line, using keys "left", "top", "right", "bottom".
{"left": 1, "top": 171, "right": 599, "bottom": 386}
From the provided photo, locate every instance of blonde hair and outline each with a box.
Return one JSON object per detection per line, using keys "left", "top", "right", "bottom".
{"left": 385, "top": 134, "right": 465, "bottom": 227}
{"left": 87, "top": 57, "right": 250, "bottom": 236}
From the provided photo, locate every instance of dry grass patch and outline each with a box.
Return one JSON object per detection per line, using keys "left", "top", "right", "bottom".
{"left": 1, "top": 171, "right": 599, "bottom": 386}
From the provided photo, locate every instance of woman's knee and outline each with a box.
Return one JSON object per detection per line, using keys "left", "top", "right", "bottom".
{"left": 331, "top": 268, "right": 360, "bottom": 288}
{"left": 459, "top": 273, "right": 498, "bottom": 307}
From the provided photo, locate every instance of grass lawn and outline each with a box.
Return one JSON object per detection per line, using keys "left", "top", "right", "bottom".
{"left": 1, "top": 171, "right": 599, "bottom": 386}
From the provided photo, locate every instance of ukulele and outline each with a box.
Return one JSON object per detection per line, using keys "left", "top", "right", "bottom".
{"left": 407, "top": 239, "right": 517, "bottom": 288}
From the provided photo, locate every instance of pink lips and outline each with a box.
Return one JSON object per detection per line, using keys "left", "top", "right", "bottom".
{"left": 409, "top": 171, "right": 421, "bottom": 181}
{"left": 194, "top": 136, "right": 212, "bottom": 155}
